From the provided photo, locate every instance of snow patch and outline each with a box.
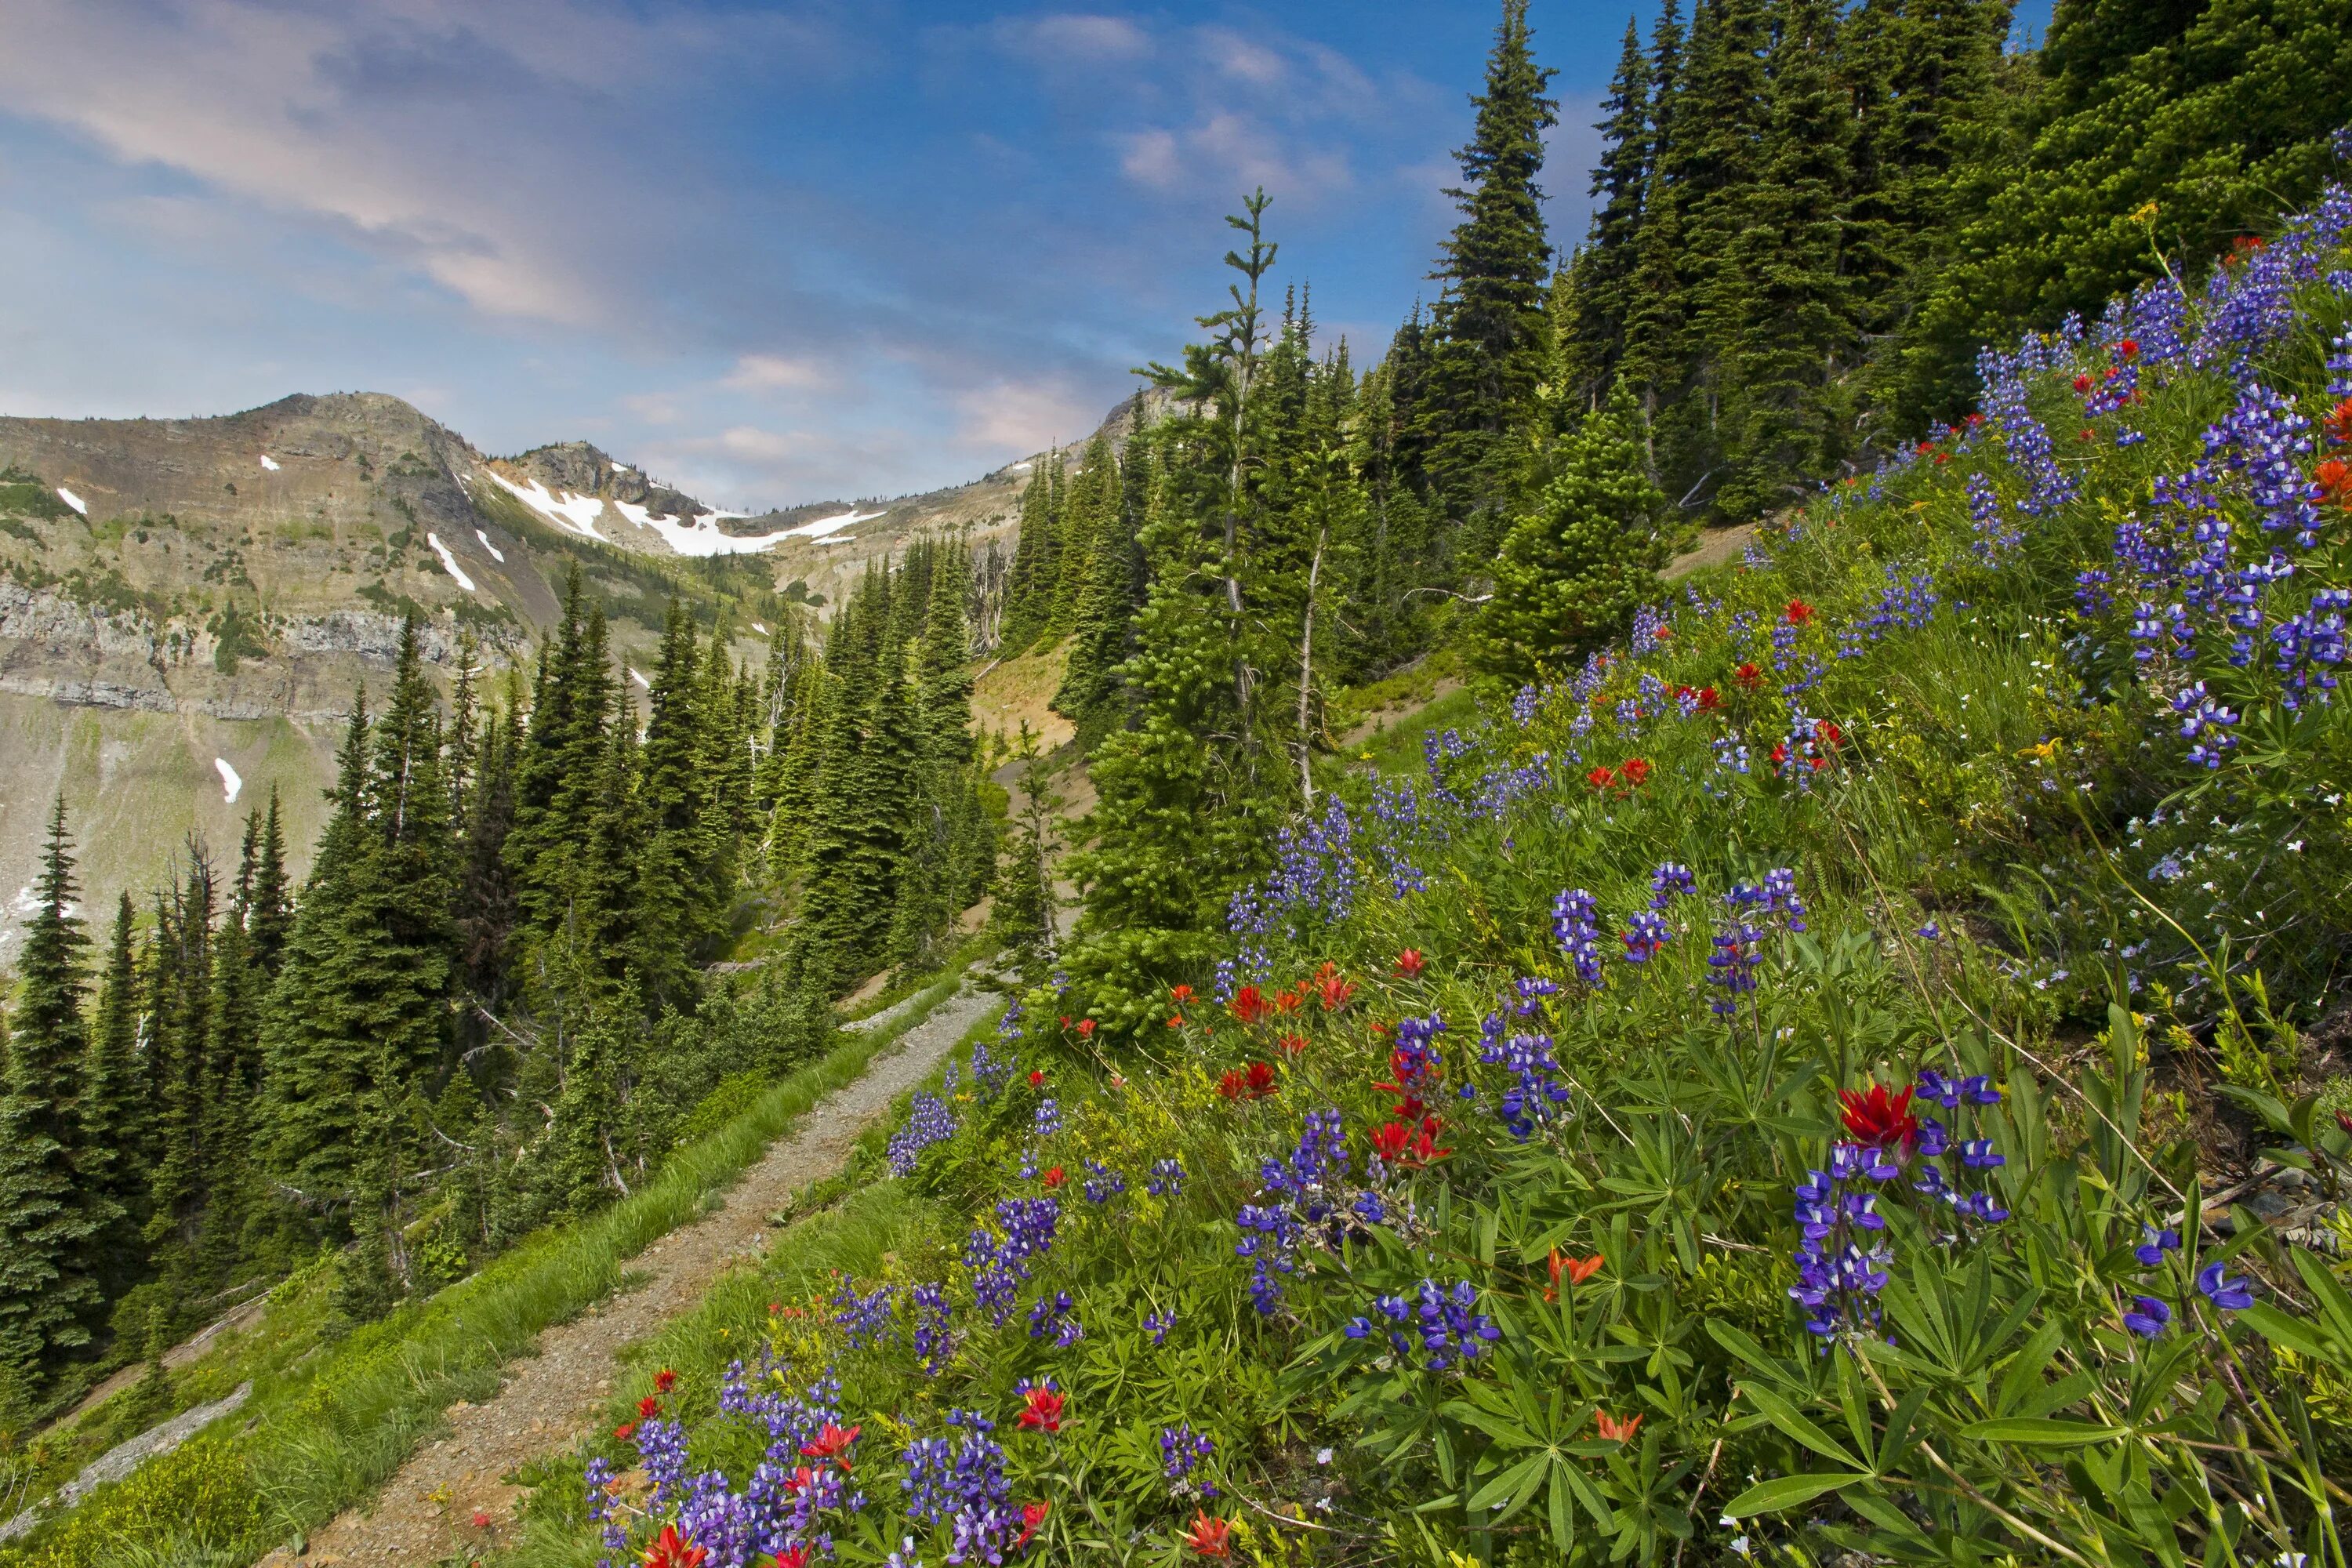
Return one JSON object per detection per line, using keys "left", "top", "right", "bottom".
{"left": 612, "top": 462, "right": 631, "bottom": 472}
{"left": 752, "top": 621, "right": 768, "bottom": 635}
{"left": 214, "top": 757, "right": 242, "bottom": 804}
{"left": 259, "top": 455, "right": 281, "bottom": 471}
{"left": 474, "top": 528, "right": 506, "bottom": 563}
{"left": 782, "top": 508, "right": 884, "bottom": 540}
{"left": 56, "top": 487, "right": 86, "bottom": 516}
{"left": 607, "top": 497, "right": 840, "bottom": 558}
{"left": 426, "top": 532, "right": 476, "bottom": 593}
{"left": 815, "top": 534, "right": 862, "bottom": 546}
{"left": 628, "top": 666, "right": 651, "bottom": 690}
{"left": 484, "top": 470, "right": 608, "bottom": 539}
{"left": 9, "top": 885, "right": 38, "bottom": 916}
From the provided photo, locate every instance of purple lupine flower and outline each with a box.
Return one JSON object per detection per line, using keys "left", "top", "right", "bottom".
{"left": 1551, "top": 887, "right": 1603, "bottom": 985}
{"left": 1623, "top": 909, "right": 1671, "bottom": 964}
{"left": 889, "top": 1093, "right": 959, "bottom": 1177}
{"left": 2123, "top": 1295, "right": 2172, "bottom": 1337}
{"left": 2196, "top": 1261, "right": 2256, "bottom": 1312}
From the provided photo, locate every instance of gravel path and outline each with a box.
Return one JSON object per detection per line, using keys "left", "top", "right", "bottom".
{"left": 270, "top": 977, "right": 998, "bottom": 1568}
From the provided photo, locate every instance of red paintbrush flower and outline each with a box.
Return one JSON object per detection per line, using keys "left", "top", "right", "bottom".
{"left": 1229, "top": 985, "right": 1270, "bottom": 1025}
{"left": 1696, "top": 684, "right": 1722, "bottom": 713}
{"left": 1076, "top": 1018, "right": 1096, "bottom": 1038}
{"left": 1184, "top": 1515, "right": 1232, "bottom": 1559}
{"left": 644, "top": 1524, "right": 707, "bottom": 1568}
{"left": 1733, "top": 661, "right": 1762, "bottom": 688}
{"left": 1217, "top": 1069, "right": 1246, "bottom": 1099}
{"left": 800, "top": 1422, "right": 860, "bottom": 1469}
{"left": 1018, "top": 1385, "right": 1065, "bottom": 1432}
{"left": 1017, "top": 1501, "right": 1051, "bottom": 1550}
{"left": 637, "top": 1395, "right": 661, "bottom": 1418}
{"left": 1171, "top": 983, "right": 1194, "bottom": 1004}
{"left": 1394, "top": 949, "right": 1425, "bottom": 978}
{"left": 1619, "top": 757, "right": 1651, "bottom": 786}
{"left": 1314, "top": 961, "right": 1355, "bottom": 1011}
{"left": 2071, "top": 373, "right": 2092, "bottom": 394}
{"left": 1275, "top": 1031, "right": 1308, "bottom": 1056}
{"left": 1838, "top": 1083, "right": 1919, "bottom": 1151}
{"left": 2117, "top": 337, "right": 2139, "bottom": 360}
{"left": 1814, "top": 720, "right": 1842, "bottom": 749}
{"left": 1369, "top": 1120, "right": 1413, "bottom": 1163}
{"left": 1273, "top": 985, "right": 1305, "bottom": 1014}
{"left": 654, "top": 1368, "right": 677, "bottom": 1394}
{"left": 614, "top": 1421, "right": 637, "bottom": 1443}
{"left": 1586, "top": 764, "right": 1615, "bottom": 789}
{"left": 2317, "top": 457, "right": 2352, "bottom": 510}
{"left": 1650, "top": 622, "right": 1671, "bottom": 640}
{"left": 1043, "top": 1166, "right": 1065, "bottom": 1188}
{"left": 768, "top": 1548, "right": 810, "bottom": 1568}
{"left": 2325, "top": 396, "right": 2352, "bottom": 446}
{"left": 1785, "top": 599, "right": 1815, "bottom": 625}
{"left": 1028, "top": 1069, "right": 1046, "bottom": 1087}
{"left": 1244, "top": 1061, "right": 1279, "bottom": 1098}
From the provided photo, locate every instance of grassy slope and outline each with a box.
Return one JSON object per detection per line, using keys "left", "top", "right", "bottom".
{"left": 479, "top": 203, "right": 2352, "bottom": 1566}
{"left": 5, "top": 964, "right": 977, "bottom": 1568}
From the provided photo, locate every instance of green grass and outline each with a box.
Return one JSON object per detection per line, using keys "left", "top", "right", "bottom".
{"left": 5, "top": 969, "right": 977, "bottom": 1568}
{"left": 1342, "top": 682, "right": 1480, "bottom": 777}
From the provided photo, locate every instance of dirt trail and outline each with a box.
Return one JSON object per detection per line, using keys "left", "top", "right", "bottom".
{"left": 270, "top": 976, "right": 1000, "bottom": 1568}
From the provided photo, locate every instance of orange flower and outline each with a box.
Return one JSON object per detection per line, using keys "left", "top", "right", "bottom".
{"left": 1594, "top": 1410, "right": 1642, "bottom": 1443}
{"left": 1548, "top": 1250, "right": 1605, "bottom": 1296}
{"left": 2318, "top": 456, "right": 2352, "bottom": 510}
{"left": 1314, "top": 961, "right": 1356, "bottom": 1011}
{"left": 2325, "top": 396, "right": 2352, "bottom": 446}
{"left": 644, "top": 1524, "right": 706, "bottom": 1568}
{"left": 1076, "top": 1018, "right": 1096, "bottom": 1038}
{"left": 1274, "top": 985, "right": 1305, "bottom": 1014}
{"left": 1171, "top": 983, "right": 1195, "bottom": 1004}
{"left": 1184, "top": 1514, "right": 1232, "bottom": 1559}
{"left": 1275, "top": 1031, "right": 1308, "bottom": 1056}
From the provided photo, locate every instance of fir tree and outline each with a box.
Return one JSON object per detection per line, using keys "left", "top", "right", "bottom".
{"left": 1561, "top": 17, "right": 1654, "bottom": 411}
{"left": 1422, "top": 0, "right": 1559, "bottom": 556}
{"left": 0, "top": 800, "right": 106, "bottom": 1383}
{"left": 82, "top": 892, "right": 149, "bottom": 1296}
{"left": 1468, "top": 385, "right": 1670, "bottom": 688}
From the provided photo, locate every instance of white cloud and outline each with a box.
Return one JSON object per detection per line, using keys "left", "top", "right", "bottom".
{"left": 949, "top": 378, "right": 1098, "bottom": 456}
{"left": 1022, "top": 15, "right": 1152, "bottom": 63}
{"left": 723, "top": 353, "right": 832, "bottom": 392}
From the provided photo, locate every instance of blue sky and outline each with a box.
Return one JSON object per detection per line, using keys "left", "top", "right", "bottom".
{"left": 0, "top": 2, "right": 2049, "bottom": 510}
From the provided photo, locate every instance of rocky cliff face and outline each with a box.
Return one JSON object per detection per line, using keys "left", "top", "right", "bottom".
{"left": 0, "top": 386, "right": 1145, "bottom": 953}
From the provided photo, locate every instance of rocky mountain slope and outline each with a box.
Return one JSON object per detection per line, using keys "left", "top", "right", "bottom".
{"left": 0, "top": 388, "right": 1133, "bottom": 955}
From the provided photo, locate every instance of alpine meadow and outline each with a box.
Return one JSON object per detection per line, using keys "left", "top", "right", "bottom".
{"left": 6, "top": 2, "right": 2352, "bottom": 1566}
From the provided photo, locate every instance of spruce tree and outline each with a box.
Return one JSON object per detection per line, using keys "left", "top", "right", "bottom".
{"left": 1468, "top": 385, "right": 1669, "bottom": 688}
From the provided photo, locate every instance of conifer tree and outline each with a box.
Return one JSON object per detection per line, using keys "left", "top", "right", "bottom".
{"left": 143, "top": 847, "right": 217, "bottom": 1316}
{"left": 82, "top": 892, "right": 149, "bottom": 1296}
{"left": 0, "top": 800, "right": 105, "bottom": 1383}
{"left": 1562, "top": 17, "right": 1653, "bottom": 410}
{"left": 1053, "top": 430, "right": 1145, "bottom": 740}
{"left": 1468, "top": 385, "right": 1669, "bottom": 688}
{"left": 1422, "top": 0, "right": 1559, "bottom": 557}
{"left": 1717, "top": 0, "right": 1856, "bottom": 516}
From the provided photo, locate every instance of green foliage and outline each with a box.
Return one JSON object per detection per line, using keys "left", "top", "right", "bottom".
{"left": 1468, "top": 387, "right": 1668, "bottom": 688}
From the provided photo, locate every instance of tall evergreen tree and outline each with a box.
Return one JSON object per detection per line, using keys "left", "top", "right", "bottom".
{"left": 0, "top": 801, "right": 105, "bottom": 1385}
{"left": 1421, "top": 0, "right": 1559, "bottom": 557}
{"left": 1561, "top": 17, "right": 1655, "bottom": 411}
{"left": 82, "top": 892, "right": 148, "bottom": 1297}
